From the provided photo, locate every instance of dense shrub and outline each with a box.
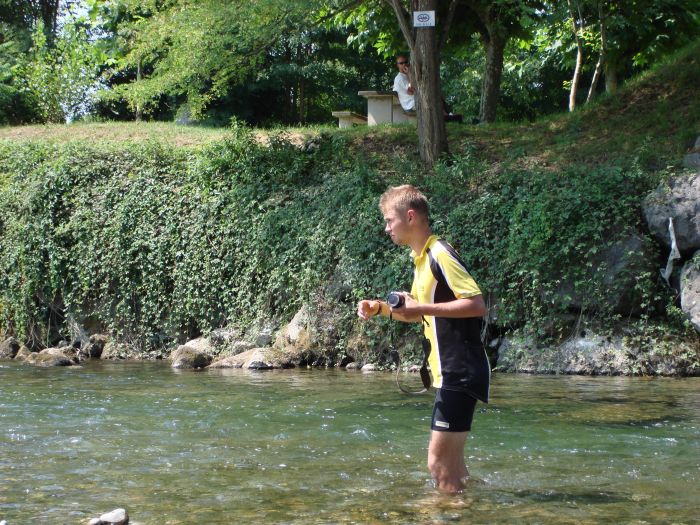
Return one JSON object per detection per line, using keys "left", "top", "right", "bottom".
{"left": 0, "top": 128, "right": 674, "bottom": 353}
{"left": 0, "top": 131, "right": 403, "bottom": 350}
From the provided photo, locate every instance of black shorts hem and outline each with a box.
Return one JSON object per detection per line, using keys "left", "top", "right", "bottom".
{"left": 430, "top": 388, "right": 477, "bottom": 433}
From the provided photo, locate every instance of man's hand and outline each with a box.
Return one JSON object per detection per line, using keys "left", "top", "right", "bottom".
{"left": 357, "top": 300, "right": 382, "bottom": 321}
{"left": 388, "top": 292, "right": 423, "bottom": 323}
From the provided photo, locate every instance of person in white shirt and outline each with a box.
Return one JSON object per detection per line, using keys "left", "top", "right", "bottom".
{"left": 391, "top": 55, "right": 463, "bottom": 122}
{"left": 393, "top": 55, "right": 415, "bottom": 112}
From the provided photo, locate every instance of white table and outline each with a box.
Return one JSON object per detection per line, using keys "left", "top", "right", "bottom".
{"left": 357, "top": 91, "right": 416, "bottom": 126}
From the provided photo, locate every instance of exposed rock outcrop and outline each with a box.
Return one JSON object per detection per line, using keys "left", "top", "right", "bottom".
{"left": 14, "top": 344, "right": 32, "bottom": 361}
{"left": 681, "top": 255, "right": 700, "bottom": 333}
{"left": 496, "top": 330, "right": 699, "bottom": 376}
{"left": 272, "top": 305, "right": 312, "bottom": 365}
{"left": 643, "top": 172, "right": 700, "bottom": 256}
{"left": 682, "top": 136, "right": 700, "bottom": 169}
{"left": 101, "top": 341, "right": 136, "bottom": 360}
{"left": 87, "top": 334, "right": 109, "bottom": 358}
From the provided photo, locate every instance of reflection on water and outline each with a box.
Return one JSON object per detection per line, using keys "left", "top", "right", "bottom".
{"left": 1, "top": 362, "right": 698, "bottom": 524}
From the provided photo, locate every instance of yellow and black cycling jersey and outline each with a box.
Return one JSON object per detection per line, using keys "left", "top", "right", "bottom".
{"left": 410, "top": 235, "right": 490, "bottom": 403}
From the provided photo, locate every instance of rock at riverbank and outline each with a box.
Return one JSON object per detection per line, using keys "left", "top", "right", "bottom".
{"left": 272, "top": 305, "right": 313, "bottom": 364}
{"left": 101, "top": 341, "right": 136, "bottom": 360}
{"left": 208, "top": 347, "right": 292, "bottom": 369}
{"left": 496, "top": 330, "right": 699, "bottom": 376}
{"left": 87, "top": 334, "right": 109, "bottom": 358}
{"left": 642, "top": 170, "right": 700, "bottom": 334}
{"left": 643, "top": 172, "right": 700, "bottom": 256}
{"left": 682, "top": 136, "right": 700, "bottom": 169}
{"left": 24, "top": 347, "right": 78, "bottom": 367}
{"left": 14, "top": 344, "right": 32, "bottom": 361}
{"left": 0, "top": 337, "right": 20, "bottom": 359}
{"left": 681, "top": 255, "right": 700, "bottom": 333}
{"left": 170, "top": 344, "right": 213, "bottom": 369}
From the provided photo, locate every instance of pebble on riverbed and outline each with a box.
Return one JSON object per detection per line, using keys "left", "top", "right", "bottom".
{"left": 88, "top": 508, "right": 129, "bottom": 525}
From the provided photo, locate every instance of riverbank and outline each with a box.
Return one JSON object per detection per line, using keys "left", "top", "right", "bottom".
{"left": 1, "top": 43, "right": 699, "bottom": 375}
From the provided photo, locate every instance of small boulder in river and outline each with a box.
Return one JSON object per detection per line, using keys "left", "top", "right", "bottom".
{"left": 209, "top": 347, "right": 292, "bottom": 369}
{"left": 88, "top": 507, "right": 129, "bottom": 525}
{"left": 0, "top": 337, "right": 20, "bottom": 359}
{"left": 42, "top": 346, "right": 80, "bottom": 363}
{"left": 170, "top": 344, "right": 212, "bottom": 369}
{"left": 182, "top": 336, "right": 213, "bottom": 354}
{"left": 25, "top": 349, "right": 75, "bottom": 367}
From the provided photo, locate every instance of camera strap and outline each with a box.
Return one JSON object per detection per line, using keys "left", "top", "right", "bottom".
{"left": 390, "top": 318, "right": 431, "bottom": 395}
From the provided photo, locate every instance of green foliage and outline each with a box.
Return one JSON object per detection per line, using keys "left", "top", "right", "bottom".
{"left": 15, "top": 18, "right": 101, "bottom": 123}
{"left": 0, "top": 130, "right": 398, "bottom": 349}
{"left": 423, "top": 147, "right": 659, "bottom": 335}
{"left": 0, "top": 116, "right": 691, "bottom": 355}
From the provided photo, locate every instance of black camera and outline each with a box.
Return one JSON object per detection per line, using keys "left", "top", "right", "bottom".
{"left": 386, "top": 291, "right": 405, "bottom": 308}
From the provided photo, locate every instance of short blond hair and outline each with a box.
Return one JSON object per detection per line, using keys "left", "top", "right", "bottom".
{"left": 379, "top": 185, "right": 429, "bottom": 217}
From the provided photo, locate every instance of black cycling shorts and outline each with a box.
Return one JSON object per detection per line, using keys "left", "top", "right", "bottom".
{"left": 431, "top": 388, "right": 478, "bottom": 432}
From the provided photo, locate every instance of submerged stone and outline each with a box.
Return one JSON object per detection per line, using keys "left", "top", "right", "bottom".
{"left": 88, "top": 507, "right": 129, "bottom": 525}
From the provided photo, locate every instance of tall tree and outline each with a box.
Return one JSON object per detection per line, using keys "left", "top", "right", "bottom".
{"left": 585, "top": 0, "right": 606, "bottom": 103}
{"left": 450, "top": 1, "right": 542, "bottom": 123}
{"left": 384, "top": 0, "right": 459, "bottom": 164}
{"left": 566, "top": 0, "right": 584, "bottom": 111}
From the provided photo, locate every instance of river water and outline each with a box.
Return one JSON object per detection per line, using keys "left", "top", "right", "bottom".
{"left": 1, "top": 361, "right": 698, "bottom": 524}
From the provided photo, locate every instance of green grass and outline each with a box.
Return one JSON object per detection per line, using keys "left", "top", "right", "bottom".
{"left": 451, "top": 40, "right": 700, "bottom": 171}
{"left": 2, "top": 39, "right": 698, "bottom": 173}
{"left": 0, "top": 121, "right": 232, "bottom": 147}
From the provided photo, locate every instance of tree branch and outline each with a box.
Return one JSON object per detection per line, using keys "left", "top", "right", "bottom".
{"left": 384, "top": 0, "right": 415, "bottom": 52}
{"left": 315, "top": 0, "right": 368, "bottom": 24}
{"left": 439, "top": 0, "right": 458, "bottom": 51}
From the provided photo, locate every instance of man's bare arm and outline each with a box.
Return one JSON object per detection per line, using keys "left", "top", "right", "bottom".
{"left": 394, "top": 293, "right": 486, "bottom": 319}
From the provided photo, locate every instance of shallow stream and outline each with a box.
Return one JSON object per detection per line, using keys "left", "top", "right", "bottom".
{"left": 1, "top": 362, "right": 698, "bottom": 524}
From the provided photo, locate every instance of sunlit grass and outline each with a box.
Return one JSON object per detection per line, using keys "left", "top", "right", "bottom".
{"left": 1, "top": 40, "right": 697, "bottom": 170}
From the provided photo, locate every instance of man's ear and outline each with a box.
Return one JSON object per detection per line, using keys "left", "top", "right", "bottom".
{"left": 406, "top": 209, "right": 416, "bottom": 223}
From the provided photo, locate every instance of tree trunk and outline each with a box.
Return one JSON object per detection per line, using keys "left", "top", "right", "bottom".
{"left": 605, "top": 61, "right": 618, "bottom": 93}
{"left": 567, "top": 0, "right": 584, "bottom": 112}
{"left": 479, "top": 27, "right": 506, "bottom": 123}
{"left": 386, "top": 0, "right": 448, "bottom": 165}
{"left": 39, "top": 0, "right": 60, "bottom": 48}
{"left": 411, "top": 0, "right": 447, "bottom": 164}
{"left": 586, "top": 0, "right": 607, "bottom": 103}
{"left": 298, "top": 78, "right": 306, "bottom": 123}
{"left": 135, "top": 59, "right": 142, "bottom": 121}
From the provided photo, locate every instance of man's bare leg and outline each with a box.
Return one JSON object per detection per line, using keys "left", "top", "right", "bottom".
{"left": 427, "top": 430, "right": 469, "bottom": 493}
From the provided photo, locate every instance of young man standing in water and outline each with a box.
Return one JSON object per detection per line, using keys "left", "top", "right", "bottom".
{"left": 356, "top": 185, "right": 490, "bottom": 493}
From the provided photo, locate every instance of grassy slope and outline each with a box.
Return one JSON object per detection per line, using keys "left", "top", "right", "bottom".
{"left": 457, "top": 41, "right": 700, "bottom": 171}
{"left": 1, "top": 41, "right": 698, "bottom": 169}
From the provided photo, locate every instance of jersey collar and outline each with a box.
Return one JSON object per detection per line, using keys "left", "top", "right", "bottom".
{"left": 411, "top": 234, "right": 439, "bottom": 260}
